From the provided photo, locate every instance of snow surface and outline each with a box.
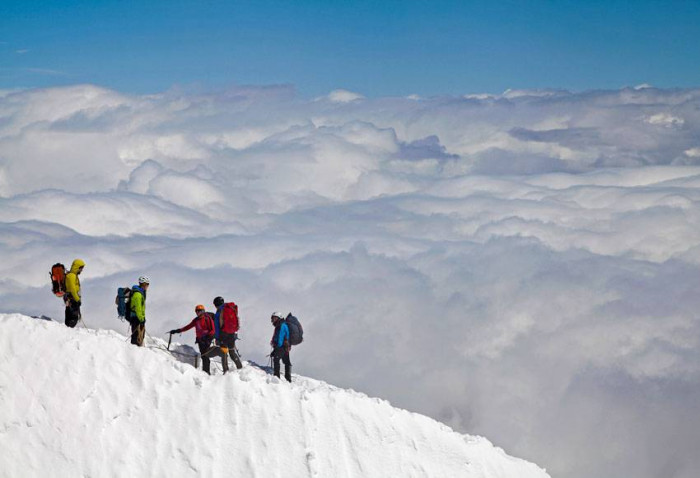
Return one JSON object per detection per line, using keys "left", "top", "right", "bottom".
{"left": 0, "top": 313, "right": 549, "bottom": 478}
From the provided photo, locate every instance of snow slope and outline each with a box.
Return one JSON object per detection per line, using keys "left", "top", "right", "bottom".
{"left": 0, "top": 314, "right": 549, "bottom": 478}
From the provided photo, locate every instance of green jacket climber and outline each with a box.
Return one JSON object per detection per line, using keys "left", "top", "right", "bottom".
{"left": 129, "top": 276, "right": 150, "bottom": 347}
{"left": 130, "top": 285, "right": 147, "bottom": 323}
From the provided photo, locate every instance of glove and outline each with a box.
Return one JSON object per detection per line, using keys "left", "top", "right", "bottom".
{"left": 169, "top": 329, "right": 180, "bottom": 334}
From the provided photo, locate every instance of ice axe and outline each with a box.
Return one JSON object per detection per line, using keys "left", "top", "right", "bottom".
{"left": 167, "top": 332, "right": 173, "bottom": 351}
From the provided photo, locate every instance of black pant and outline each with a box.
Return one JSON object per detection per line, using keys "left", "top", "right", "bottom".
{"left": 219, "top": 332, "right": 242, "bottom": 372}
{"left": 273, "top": 347, "right": 292, "bottom": 382}
{"left": 197, "top": 336, "right": 215, "bottom": 375}
{"left": 64, "top": 299, "right": 81, "bottom": 328}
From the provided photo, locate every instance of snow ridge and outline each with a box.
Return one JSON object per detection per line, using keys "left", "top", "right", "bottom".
{"left": 0, "top": 314, "right": 549, "bottom": 478}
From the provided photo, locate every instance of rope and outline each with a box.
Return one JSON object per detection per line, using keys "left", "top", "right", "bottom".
{"left": 145, "top": 330, "right": 195, "bottom": 357}
{"left": 198, "top": 342, "right": 244, "bottom": 374}
{"left": 79, "top": 320, "right": 239, "bottom": 374}
{"left": 66, "top": 310, "right": 232, "bottom": 373}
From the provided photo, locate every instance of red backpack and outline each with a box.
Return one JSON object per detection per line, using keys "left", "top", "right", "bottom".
{"left": 220, "top": 302, "right": 240, "bottom": 334}
{"left": 202, "top": 312, "right": 216, "bottom": 336}
{"left": 50, "top": 263, "right": 66, "bottom": 297}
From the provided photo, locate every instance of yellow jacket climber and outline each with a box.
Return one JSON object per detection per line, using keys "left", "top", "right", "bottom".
{"left": 65, "top": 259, "right": 84, "bottom": 302}
{"left": 64, "top": 259, "right": 85, "bottom": 328}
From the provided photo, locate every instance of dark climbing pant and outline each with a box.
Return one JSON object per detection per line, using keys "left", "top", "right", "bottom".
{"left": 219, "top": 332, "right": 242, "bottom": 373}
{"left": 273, "top": 347, "right": 292, "bottom": 382}
{"left": 64, "top": 300, "right": 81, "bottom": 328}
{"left": 197, "top": 337, "right": 214, "bottom": 375}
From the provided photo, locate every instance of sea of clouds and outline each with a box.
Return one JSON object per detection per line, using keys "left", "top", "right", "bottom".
{"left": 1, "top": 84, "right": 700, "bottom": 478}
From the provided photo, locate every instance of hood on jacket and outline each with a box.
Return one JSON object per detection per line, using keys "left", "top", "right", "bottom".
{"left": 69, "top": 259, "right": 85, "bottom": 274}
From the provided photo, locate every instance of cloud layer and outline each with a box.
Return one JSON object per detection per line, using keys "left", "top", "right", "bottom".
{"left": 2, "top": 84, "right": 700, "bottom": 478}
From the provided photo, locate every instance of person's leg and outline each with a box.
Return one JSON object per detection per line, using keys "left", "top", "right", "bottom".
{"left": 273, "top": 350, "right": 281, "bottom": 378}
{"left": 64, "top": 300, "right": 79, "bottom": 328}
{"left": 198, "top": 341, "right": 211, "bottom": 375}
{"left": 130, "top": 322, "right": 139, "bottom": 345}
{"left": 203, "top": 339, "right": 228, "bottom": 374}
{"left": 221, "top": 333, "right": 242, "bottom": 370}
{"left": 229, "top": 336, "right": 243, "bottom": 370}
{"left": 283, "top": 351, "right": 292, "bottom": 382}
{"left": 219, "top": 337, "right": 229, "bottom": 374}
{"left": 131, "top": 322, "right": 146, "bottom": 347}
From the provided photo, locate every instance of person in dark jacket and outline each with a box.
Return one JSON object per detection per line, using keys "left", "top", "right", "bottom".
{"left": 270, "top": 311, "right": 292, "bottom": 382}
{"left": 130, "top": 276, "right": 149, "bottom": 346}
{"left": 64, "top": 259, "right": 85, "bottom": 328}
{"left": 170, "top": 305, "right": 217, "bottom": 375}
{"left": 213, "top": 296, "right": 243, "bottom": 373}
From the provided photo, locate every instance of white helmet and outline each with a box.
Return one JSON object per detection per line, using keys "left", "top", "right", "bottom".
{"left": 138, "top": 275, "right": 150, "bottom": 284}
{"left": 271, "top": 311, "right": 284, "bottom": 320}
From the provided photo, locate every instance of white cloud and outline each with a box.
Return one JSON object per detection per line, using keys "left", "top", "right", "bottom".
{"left": 684, "top": 147, "right": 700, "bottom": 158}
{"left": 464, "top": 93, "right": 497, "bottom": 100}
{"left": 2, "top": 84, "right": 700, "bottom": 478}
{"left": 502, "top": 88, "right": 568, "bottom": 99}
{"left": 645, "top": 112, "right": 685, "bottom": 127}
{"left": 324, "top": 89, "right": 365, "bottom": 103}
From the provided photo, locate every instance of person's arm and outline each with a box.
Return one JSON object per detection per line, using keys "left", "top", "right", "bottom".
{"left": 213, "top": 308, "right": 221, "bottom": 339}
{"left": 174, "top": 318, "right": 197, "bottom": 334}
{"left": 277, "top": 323, "right": 289, "bottom": 348}
{"left": 65, "top": 274, "right": 80, "bottom": 302}
{"left": 205, "top": 313, "right": 216, "bottom": 337}
{"left": 131, "top": 292, "right": 145, "bottom": 322}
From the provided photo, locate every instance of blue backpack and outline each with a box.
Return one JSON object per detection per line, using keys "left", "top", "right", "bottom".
{"left": 115, "top": 287, "right": 134, "bottom": 323}
{"left": 286, "top": 314, "right": 304, "bottom": 345}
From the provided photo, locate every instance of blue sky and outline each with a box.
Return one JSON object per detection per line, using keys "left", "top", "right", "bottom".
{"left": 2, "top": 0, "right": 700, "bottom": 97}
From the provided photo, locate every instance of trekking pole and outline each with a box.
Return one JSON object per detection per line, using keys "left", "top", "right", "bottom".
{"left": 167, "top": 332, "right": 172, "bottom": 351}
